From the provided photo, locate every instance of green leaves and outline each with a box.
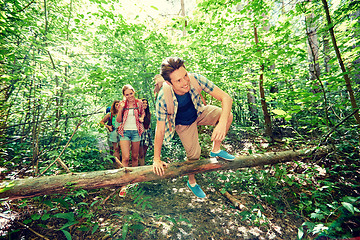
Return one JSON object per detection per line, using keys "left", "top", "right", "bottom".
{"left": 341, "top": 202, "right": 355, "bottom": 214}
{"left": 61, "top": 230, "right": 72, "bottom": 240}
{"left": 341, "top": 196, "right": 360, "bottom": 215}
{"left": 131, "top": 186, "right": 153, "bottom": 210}
{"left": 1, "top": 0, "right": 360, "bottom": 239}
{"left": 0, "top": 181, "right": 14, "bottom": 193}
{"left": 271, "top": 109, "right": 292, "bottom": 121}
{"left": 54, "top": 212, "right": 75, "bottom": 222}
{"left": 310, "top": 209, "right": 325, "bottom": 220}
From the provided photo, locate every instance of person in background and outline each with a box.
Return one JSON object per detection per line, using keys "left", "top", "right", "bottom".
{"left": 100, "top": 100, "right": 122, "bottom": 168}
{"left": 116, "top": 85, "right": 145, "bottom": 197}
{"left": 139, "top": 98, "right": 152, "bottom": 166}
{"left": 104, "top": 106, "right": 115, "bottom": 157}
{"left": 105, "top": 106, "right": 114, "bottom": 155}
{"left": 152, "top": 57, "right": 235, "bottom": 199}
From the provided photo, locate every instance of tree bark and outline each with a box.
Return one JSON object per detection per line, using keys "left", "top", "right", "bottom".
{"left": 321, "top": 0, "right": 360, "bottom": 125}
{"left": 0, "top": 146, "right": 332, "bottom": 201}
{"left": 246, "top": 82, "right": 259, "bottom": 124}
{"left": 306, "top": 10, "right": 320, "bottom": 81}
{"left": 254, "top": 25, "right": 273, "bottom": 139}
{"left": 181, "top": 0, "right": 186, "bottom": 36}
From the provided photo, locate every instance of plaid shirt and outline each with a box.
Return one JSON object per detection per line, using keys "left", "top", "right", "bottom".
{"left": 155, "top": 73, "right": 215, "bottom": 144}
{"left": 118, "top": 99, "right": 145, "bottom": 137}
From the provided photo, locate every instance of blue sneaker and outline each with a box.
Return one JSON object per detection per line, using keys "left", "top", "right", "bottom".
{"left": 187, "top": 181, "right": 206, "bottom": 198}
{"left": 210, "top": 150, "right": 235, "bottom": 161}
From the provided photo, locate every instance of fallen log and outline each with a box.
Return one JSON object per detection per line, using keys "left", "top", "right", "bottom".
{"left": 0, "top": 146, "right": 332, "bottom": 201}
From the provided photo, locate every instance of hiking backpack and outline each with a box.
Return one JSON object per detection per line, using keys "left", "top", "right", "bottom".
{"left": 105, "top": 106, "right": 112, "bottom": 126}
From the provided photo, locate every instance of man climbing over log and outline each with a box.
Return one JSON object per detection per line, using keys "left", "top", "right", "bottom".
{"left": 152, "top": 57, "right": 235, "bottom": 198}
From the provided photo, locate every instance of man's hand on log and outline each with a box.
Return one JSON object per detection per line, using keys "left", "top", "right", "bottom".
{"left": 153, "top": 160, "right": 168, "bottom": 176}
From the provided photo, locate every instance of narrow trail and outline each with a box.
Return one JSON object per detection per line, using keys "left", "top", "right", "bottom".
{"left": 98, "top": 176, "right": 302, "bottom": 239}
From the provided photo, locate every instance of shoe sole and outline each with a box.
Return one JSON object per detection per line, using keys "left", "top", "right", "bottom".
{"left": 211, "top": 155, "right": 235, "bottom": 161}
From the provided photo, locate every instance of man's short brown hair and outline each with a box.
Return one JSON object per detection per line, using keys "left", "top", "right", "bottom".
{"left": 160, "top": 57, "right": 186, "bottom": 83}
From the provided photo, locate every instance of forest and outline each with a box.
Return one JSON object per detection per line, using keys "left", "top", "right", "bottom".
{"left": 0, "top": 0, "right": 359, "bottom": 239}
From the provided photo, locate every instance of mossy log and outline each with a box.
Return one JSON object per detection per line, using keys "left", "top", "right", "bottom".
{"left": 0, "top": 146, "right": 332, "bottom": 201}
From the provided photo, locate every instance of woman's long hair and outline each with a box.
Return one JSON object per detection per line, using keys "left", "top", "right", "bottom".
{"left": 110, "top": 100, "right": 120, "bottom": 115}
{"left": 142, "top": 98, "right": 151, "bottom": 129}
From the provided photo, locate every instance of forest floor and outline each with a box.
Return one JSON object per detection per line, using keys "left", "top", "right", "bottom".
{"left": 1, "top": 128, "right": 310, "bottom": 240}
{"left": 1, "top": 177, "right": 303, "bottom": 240}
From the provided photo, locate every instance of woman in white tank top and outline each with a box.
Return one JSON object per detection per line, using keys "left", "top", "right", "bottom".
{"left": 116, "top": 84, "right": 145, "bottom": 197}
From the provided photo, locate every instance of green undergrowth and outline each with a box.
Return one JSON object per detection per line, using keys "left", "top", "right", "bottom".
{"left": 206, "top": 140, "right": 360, "bottom": 239}
{"left": 1, "top": 124, "right": 360, "bottom": 239}
{"left": 1, "top": 183, "right": 192, "bottom": 240}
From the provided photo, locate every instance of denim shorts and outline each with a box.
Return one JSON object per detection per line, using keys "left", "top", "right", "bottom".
{"left": 108, "top": 129, "right": 120, "bottom": 143}
{"left": 120, "top": 130, "right": 141, "bottom": 142}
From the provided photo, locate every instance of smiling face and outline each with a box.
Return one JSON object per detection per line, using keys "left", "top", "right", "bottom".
{"left": 142, "top": 99, "right": 148, "bottom": 109}
{"left": 168, "top": 66, "right": 190, "bottom": 95}
{"left": 123, "top": 89, "right": 135, "bottom": 102}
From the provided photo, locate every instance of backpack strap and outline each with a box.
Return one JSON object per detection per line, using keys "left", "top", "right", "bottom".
{"left": 162, "top": 82, "right": 174, "bottom": 132}
{"left": 162, "top": 81, "right": 174, "bottom": 115}
{"left": 189, "top": 73, "right": 206, "bottom": 105}
{"left": 154, "top": 74, "right": 175, "bottom": 131}
{"left": 107, "top": 112, "right": 113, "bottom": 126}
{"left": 154, "top": 74, "right": 164, "bottom": 95}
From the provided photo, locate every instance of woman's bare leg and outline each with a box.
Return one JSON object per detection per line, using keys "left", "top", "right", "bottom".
{"left": 120, "top": 140, "right": 131, "bottom": 167}
{"left": 112, "top": 142, "right": 122, "bottom": 168}
{"left": 139, "top": 145, "right": 148, "bottom": 166}
{"left": 131, "top": 141, "right": 140, "bottom": 167}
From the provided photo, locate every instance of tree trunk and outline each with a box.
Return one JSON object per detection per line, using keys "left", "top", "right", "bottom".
{"left": 321, "top": 0, "right": 360, "bottom": 125}
{"left": 246, "top": 82, "right": 259, "bottom": 124}
{"left": 306, "top": 10, "right": 320, "bottom": 81}
{"left": 350, "top": 0, "right": 360, "bottom": 84}
{"left": 0, "top": 146, "right": 332, "bottom": 201}
{"left": 254, "top": 25, "right": 273, "bottom": 139}
{"left": 181, "top": 0, "right": 186, "bottom": 36}
{"left": 323, "top": 35, "right": 330, "bottom": 73}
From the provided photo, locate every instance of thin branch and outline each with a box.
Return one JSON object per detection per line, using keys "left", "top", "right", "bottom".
{"left": 70, "top": 52, "right": 108, "bottom": 56}
{"left": 16, "top": 221, "right": 51, "bottom": 240}
{"left": 38, "top": 120, "right": 85, "bottom": 176}
{"left": 318, "top": 108, "right": 359, "bottom": 147}
{"left": 115, "top": 157, "right": 125, "bottom": 168}
{"left": 217, "top": 188, "right": 246, "bottom": 210}
{"left": 18, "top": 0, "right": 36, "bottom": 13}
{"left": 305, "top": 13, "right": 332, "bottom": 128}
{"left": 321, "top": 0, "right": 360, "bottom": 124}
{"left": 2, "top": 111, "right": 102, "bottom": 129}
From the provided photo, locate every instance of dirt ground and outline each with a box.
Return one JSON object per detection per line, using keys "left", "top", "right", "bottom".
{"left": 104, "top": 177, "right": 302, "bottom": 240}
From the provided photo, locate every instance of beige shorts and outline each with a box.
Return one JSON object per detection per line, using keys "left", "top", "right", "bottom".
{"left": 175, "top": 105, "right": 222, "bottom": 160}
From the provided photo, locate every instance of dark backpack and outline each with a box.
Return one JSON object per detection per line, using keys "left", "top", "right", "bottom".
{"left": 106, "top": 107, "right": 112, "bottom": 127}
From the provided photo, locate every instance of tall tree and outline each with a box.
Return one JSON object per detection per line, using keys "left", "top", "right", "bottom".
{"left": 254, "top": 24, "right": 273, "bottom": 140}
{"left": 321, "top": 0, "right": 360, "bottom": 125}
{"left": 305, "top": 2, "right": 320, "bottom": 81}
